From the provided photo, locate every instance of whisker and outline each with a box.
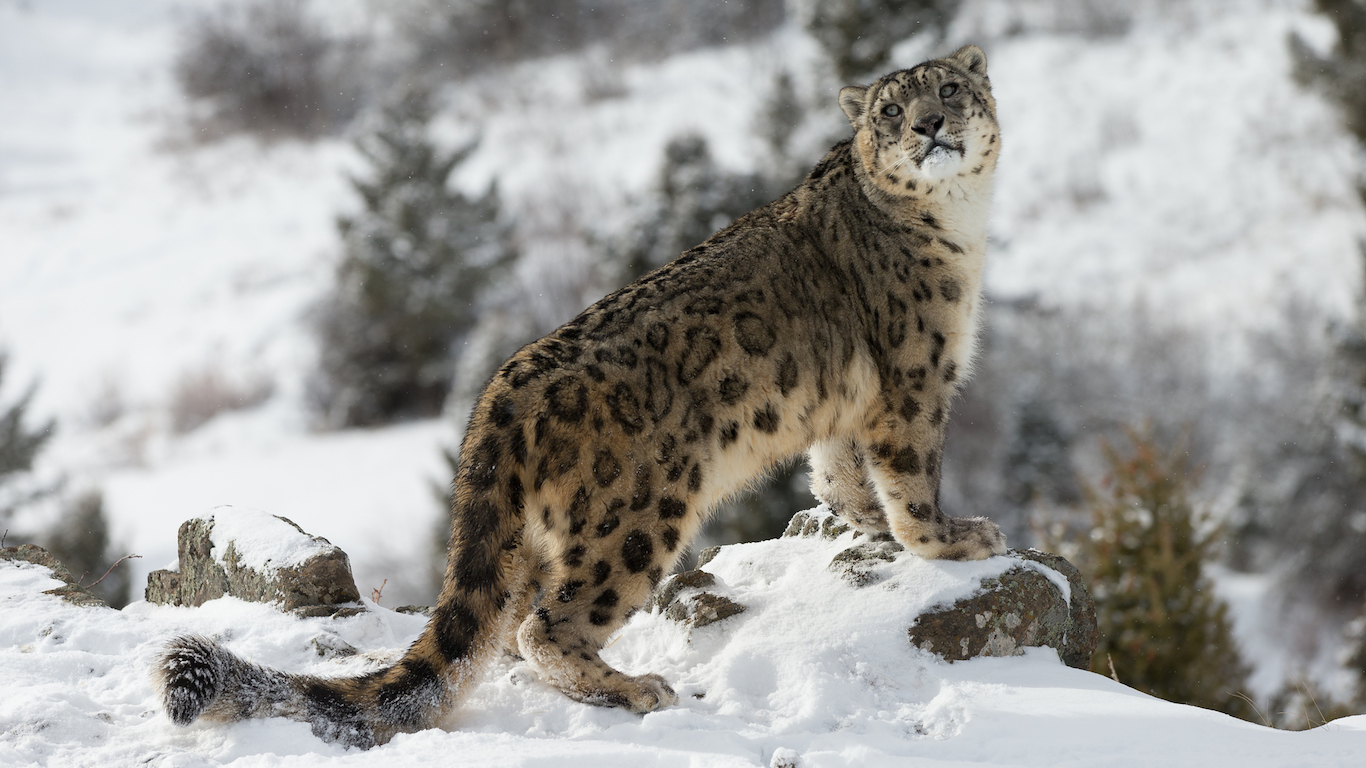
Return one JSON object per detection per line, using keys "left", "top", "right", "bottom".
{"left": 880, "top": 154, "right": 911, "bottom": 177}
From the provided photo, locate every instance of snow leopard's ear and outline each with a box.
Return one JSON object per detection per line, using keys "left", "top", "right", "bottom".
{"left": 950, "top": 45, "right": 988, "bottom": 78}
{"left": 839, "top": 85, "right": 868, "bottom": 127}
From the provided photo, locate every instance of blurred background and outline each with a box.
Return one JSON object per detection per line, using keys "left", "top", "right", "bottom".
{"left": 2, "top": 0, "right": 1365, "bottom": 728}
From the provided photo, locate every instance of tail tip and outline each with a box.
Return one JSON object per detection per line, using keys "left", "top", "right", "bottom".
{"left": 154, "top": 634, "right": 229, "bottom": 727}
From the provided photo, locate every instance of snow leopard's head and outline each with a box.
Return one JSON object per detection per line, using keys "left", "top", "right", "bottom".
{"left": 840, "top": 45, "right": 999, "bottom": 195}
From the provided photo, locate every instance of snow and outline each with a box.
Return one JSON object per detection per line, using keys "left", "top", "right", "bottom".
{"left": 202, "top": 507, "right": 339, "bottom": 574}
{"left": 4, "top": 516, "right": 1365, "bottom": 767}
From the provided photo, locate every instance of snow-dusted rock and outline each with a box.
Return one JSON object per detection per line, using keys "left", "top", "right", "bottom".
{"left": 0, "top": 544, "right": 109, "bottom": 608}
{"left": 652, "top": 568, "right": 746, "bottom": 628}
{"left": 907, "top": 548, "right": 1097, "bottom": 669}
{"left": 782, "top": 508, "right": 1097, "bottom": 668}
{"left": 144, "top": 506, "right": 364, "bottom": 617}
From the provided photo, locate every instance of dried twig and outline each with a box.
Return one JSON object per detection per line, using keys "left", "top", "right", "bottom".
{"left": 1300, "top": 680, "right": 1328, "bottom": 728}
{"left": 1231, "top": 690, "right": 1271, "bottom": 727}
{"left": 84, "top": 554, "right": 141, "bottom": 589}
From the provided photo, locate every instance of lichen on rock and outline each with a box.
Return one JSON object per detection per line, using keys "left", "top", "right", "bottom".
{"left": 828, "top": 539, "right": 905, "bottom": 587}
{"left": 907, "top": 549, "right": 1097, "bottom": 669}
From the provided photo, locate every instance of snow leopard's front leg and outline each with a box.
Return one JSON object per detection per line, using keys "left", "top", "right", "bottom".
{"left": 859, "top": 388, "right": 1004, "bottom": 561}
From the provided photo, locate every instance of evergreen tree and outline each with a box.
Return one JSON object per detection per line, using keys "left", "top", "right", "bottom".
{"left": 1284, "top": 244, "right": 1366, "bottom": 609}
{"left": 1277, "top": 0, "right": 1366, "bottom": 613}
{"left": 0, "top": 348, "right": 55, "bottom": 522}
{"left": 608, "top": 133, "right": 808, "bottom": 549}
{"left": 311, "top": 89, "right": 516, "bottom": 428}
{"left": 1055, "top": 429, "right": 1253, "bottom": 718}
{"left": 801, "top": 0, "right": 961, "bottom": 82}
{"left": 755, "top": 69, "right": 814, "bottom": 187}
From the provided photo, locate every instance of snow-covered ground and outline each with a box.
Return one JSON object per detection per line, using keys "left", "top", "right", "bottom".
{"left": 5, "top": 512, "right": 1365, "bottom": 768}
{"left": 2, "top": 0, "right": 1365, "bottom": 760}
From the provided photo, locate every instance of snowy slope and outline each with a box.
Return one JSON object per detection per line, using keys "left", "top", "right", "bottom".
{"left": 4, "top": 515, "right": 1365, "bottom": 767}
{"left": 983, "top": 8, "right": 1363, "bottom": 348}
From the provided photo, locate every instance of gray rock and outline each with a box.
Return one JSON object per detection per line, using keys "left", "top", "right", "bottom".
{"left": 145, "top": 509, "right": 364, "bottom": 618}
{"left": 653, "top": 569, "right": 745, "bottom": 628}
{"left": 668, "top": 592, "right": 746, "bottom": 628}
{"left": 782, "top": 509, "right": 852, "bottom": 540}
{"left": 828, "top": 539, "right": 905, "bottom": 587}
{"left": 908, "top": 548, "right": 1097, "bottom": 669}
{"left": 695, "top": 546, "right": 721, "bottom": 568}
{"left": 1, "top": 544, "right": 109, "bottom": 608}
{"left": 311, "top": 633, "right": 360, "bottom": 659}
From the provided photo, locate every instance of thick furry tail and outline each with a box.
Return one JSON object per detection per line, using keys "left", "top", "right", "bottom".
{"left": 155, "top": 634, "right": 404, "bottom": 748}
{"left": 156, "top": 393, "right": 531, "bottom": 747}
{"left": 155, "top": 632, "right": 462, "bottom": 748}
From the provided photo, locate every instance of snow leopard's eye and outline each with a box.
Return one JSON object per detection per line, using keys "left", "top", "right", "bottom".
{"left": 882, "top": 104, "right": 901, "bottom": 117}
{"left": 939, "top": 83, "right": 958, "bottom": 98}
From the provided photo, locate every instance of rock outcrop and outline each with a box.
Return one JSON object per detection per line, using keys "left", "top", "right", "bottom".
{"left": 145, "top": 507, "right": 364, "bottom": 618}
{"left": 906, "top": 548, "right": 1097, "bottom": 668}
{"left": 784, "top": 509, "right": 1098, "bottom": 668}
{"left": 1, "top": 544, "right": 109, "bottom": 608}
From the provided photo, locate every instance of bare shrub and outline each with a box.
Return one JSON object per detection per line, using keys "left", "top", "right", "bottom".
{"left": 174, "top": 0, "right": 364, "bottom": 140}
{"left": 960, "top": 0, "right": 1135, "bottom": 39}
{"left": 84, "top": 375, "right": 125, "bottom": 429}
{"left": 169, "top": 367, "right": 273, "bottom": 434}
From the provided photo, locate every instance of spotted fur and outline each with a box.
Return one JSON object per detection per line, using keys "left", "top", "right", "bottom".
{"left": 154, "top": 45, "right": 1004, "bottom": 748}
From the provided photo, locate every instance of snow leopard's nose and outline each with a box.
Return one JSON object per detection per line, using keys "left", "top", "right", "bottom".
{"left": 911, "top": 113, "right": 945, "bottom": 138}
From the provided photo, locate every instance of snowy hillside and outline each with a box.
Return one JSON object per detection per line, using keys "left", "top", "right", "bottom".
{"left": 4, "top": 0, "right": 1363, "bottom": 607}
{"left": 4, "top": 511, "right": 1365, "bottom": 767}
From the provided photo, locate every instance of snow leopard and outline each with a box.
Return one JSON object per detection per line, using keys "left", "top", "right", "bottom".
{"left": 155, "top": 44, "right": 1004, "bottom": 748}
